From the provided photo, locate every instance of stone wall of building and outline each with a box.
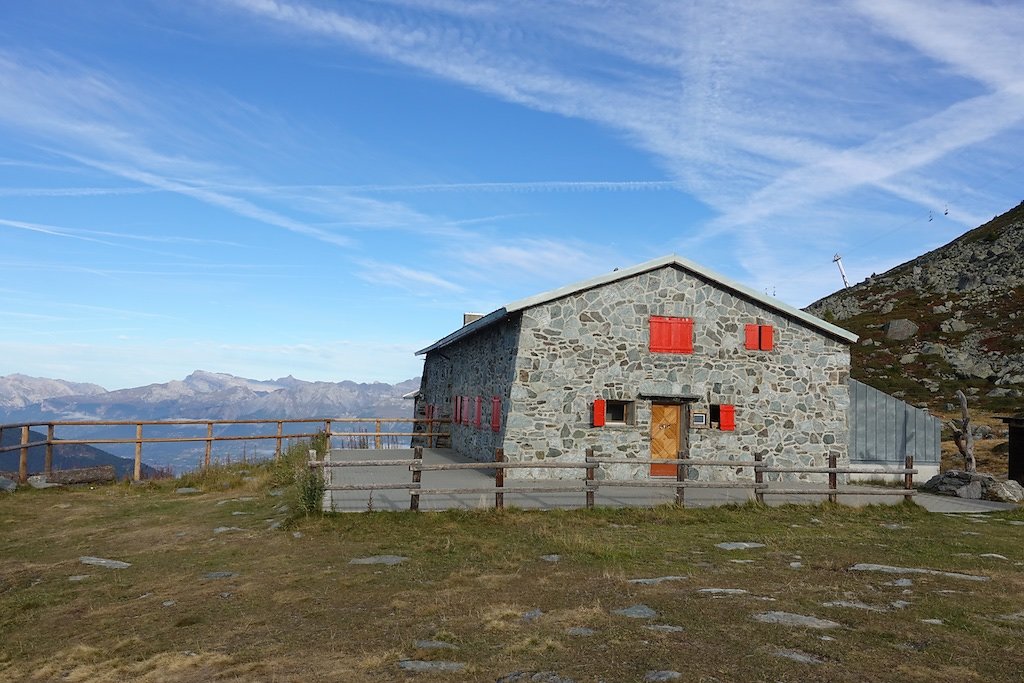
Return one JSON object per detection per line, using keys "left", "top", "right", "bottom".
{"left": 416, "top": 316, "right": 521, "bottom": 460}
{"left": 503, "top": 265, "right": 851, "bottom": 482}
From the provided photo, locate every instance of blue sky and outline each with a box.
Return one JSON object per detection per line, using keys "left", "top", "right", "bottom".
{"left": 1, "top": 1, "right": 1022, "bottom": 389}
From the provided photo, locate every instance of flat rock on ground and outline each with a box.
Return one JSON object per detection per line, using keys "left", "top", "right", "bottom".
{"left": 613, "top": 604, "right": 658, "bottom": 619}
{"left": 628, "top": 576, "right": 687, "bottom": 585}
{"left": 79, "top": 556, "right": 131, "bottom": 569}
{"left": 644, "top": 671, "right": 682, "bottom": 682}
{"left": 497, "top": 672, "right": 576, "bottom": 683}
{"left": 0, "top": 476, "right": 16, "bottom": 493}
{"left": 850, "top": 563, "right": 990, "bottom": 581}
{"left": 716, "top": 542, "right": 765, "bottom": 550}
{"left": 397, "top": 660, "right": 464, "bottom": 673}
{"left": 752, "top": 611, "right": 841, "bottom": 629}
{"left": 773, "top": 648, "right": 825, "bottom": 665}
{"left": 349, "top": 555, "right": 408, "bottom": 565}
{"left": 27, "top": 475, "right": 60, "bottom": 489}
{"left": 175, "top": 487, "right": 201, "bottom": 494}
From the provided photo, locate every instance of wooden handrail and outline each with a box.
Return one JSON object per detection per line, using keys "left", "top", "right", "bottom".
{"left": 1, "top": 416, "right": 449, "bottom": 483}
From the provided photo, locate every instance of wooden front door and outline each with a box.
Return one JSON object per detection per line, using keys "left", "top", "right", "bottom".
{"left": 651, "top": 403, "right": 687, "bottom": 476}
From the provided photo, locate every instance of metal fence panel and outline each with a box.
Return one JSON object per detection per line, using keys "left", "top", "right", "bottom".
{"left": 848, "top": 379, "right": 940, "bottom": 464}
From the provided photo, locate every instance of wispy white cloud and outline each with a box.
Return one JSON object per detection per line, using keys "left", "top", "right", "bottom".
{"left": 0, "top": 186, "right": 158, "bottom": 197}
{"left": 222, "top": 180, "right": 679, "bottom": 193}
{"left": 356, "top": 261, "right": 466, "bottom": 295}
{"left": 0, "top": 50, "right": 452, "bottom": 247}
{"left": 221, "top": 0, "right": 1024, "bottom": 255}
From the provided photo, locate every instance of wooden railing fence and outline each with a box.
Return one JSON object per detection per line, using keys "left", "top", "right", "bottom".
{"left": 0, "top": 417, "right": 448, "bottom": 484}
{"left": 312, "top": 448, "right": 917, "bottom": 510}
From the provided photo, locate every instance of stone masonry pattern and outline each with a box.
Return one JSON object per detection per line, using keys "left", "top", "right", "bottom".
{"left": 419, "top": 264, "right": 851, "bottom": 482}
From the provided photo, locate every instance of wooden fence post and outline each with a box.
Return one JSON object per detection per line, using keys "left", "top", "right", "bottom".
{"left": 904, "top": 455, "right": 914, "bottom": 503}
{"left": 495, "top": 448, "right": 504, "bottom": 510}
{"left": 585, "top": 448, "right": 595, "bottom": 510}
{"left": 204, "top": 422, "right": 213, "bottom": 469}
{"left": 134, "top": 423, "right": 143, "bottom": 481}
{"left": 19, "top": 425, "right": 29, "bottom": 484}
{"left": 275, "top": 421, "right": 284, "bottom": 459}
{"left": 411, "top": 446, "right": 422, "bottom": 511}
{"left": 675, "top": 450, "right": 687, "bottom": 507}
{"left": 45, "top": 424, "right": 54, "bottom": 477}
{"left": 375, "top": 420, "right": 382, "bottom": 449}
{"left": 754, "top": 452, "right": 764, "bottom": 504}
{"left": 324, "top": 419, "right": 332, "bottom": 454}
{"left": 828, "top": 453, "right": 837, "bottom": 504}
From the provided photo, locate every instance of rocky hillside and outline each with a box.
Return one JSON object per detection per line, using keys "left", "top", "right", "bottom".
{"left": 807, "top": 201, "right": 1024, "bottom": 413}
{"left": 0, "top": 428, "right": 156, "bottom": 479}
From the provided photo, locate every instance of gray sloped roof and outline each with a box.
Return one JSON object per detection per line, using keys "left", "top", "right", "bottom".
{"left": 416, "top": 254, "right": 857, "bottom": 355}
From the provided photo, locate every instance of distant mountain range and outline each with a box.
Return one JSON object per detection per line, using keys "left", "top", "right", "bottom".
{"left": 1, "top": 371, "right": 421, "bottom": 471}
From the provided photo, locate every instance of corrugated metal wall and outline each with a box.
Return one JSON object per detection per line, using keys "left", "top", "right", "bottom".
{"left": 848, "top": 379, "right": 941, "bottom": 464}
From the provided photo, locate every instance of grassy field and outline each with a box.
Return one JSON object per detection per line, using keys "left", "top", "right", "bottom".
{"left": 1, "top": 452, "right": 1023, "bottom": 682}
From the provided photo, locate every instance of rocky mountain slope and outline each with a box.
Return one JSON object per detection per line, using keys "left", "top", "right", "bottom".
{"left": 807, "top": 201, "right": 1024, "bottom": 412}
{"left": 0, "top": 374, "right": 106, "bottom": 410}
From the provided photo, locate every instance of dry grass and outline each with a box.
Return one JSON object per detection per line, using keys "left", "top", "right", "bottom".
{"left": 934, "top": 408, "right": 1013, "bottom": 475}
{"left": 1, "top": 464, "right": 1023, "bottom": 682}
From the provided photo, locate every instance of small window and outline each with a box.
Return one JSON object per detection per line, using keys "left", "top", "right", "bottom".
{"left": 606, "top": 400, "right": 634, "bottom": 424}
{"left": 709, "top": 404, "right": 735, "bottom": 431}
{"left": 593, "top": 399, "right": 635, "bottom": 426}
{"left": 745, "top": 324, "right": 774, "bottom": 351}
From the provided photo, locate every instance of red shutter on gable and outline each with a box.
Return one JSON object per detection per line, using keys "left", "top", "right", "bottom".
{"left": 474, "top": 396, "right": 482, "bottom": 428}
{"left": 745, "top": 324, "right": 760, "bottom": 350}
{"left": 719, "top": 404, "right": 735, "bottom": 431}
{"left": 593, "top": 399, "right": 606, "bottom": 427}
{"left": 463, "top": 396, "right": 471, "bottom": 425}
{"left": 759, "top": 325, "right": 774, "bottom": 351}
{"left": 491, "top": 396, "right": 501, "bottom": 432}
{"left": 650, "top": 316, "right": 693, "bottom": 353}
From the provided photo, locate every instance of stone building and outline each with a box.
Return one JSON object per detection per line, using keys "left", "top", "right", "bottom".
{"left": 413, "top": 255, "right": 858, "bottom": 481}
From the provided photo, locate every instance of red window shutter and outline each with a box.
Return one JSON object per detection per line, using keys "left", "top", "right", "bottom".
{"left": 760, "top": 325, "right": 774, "bottom": 351}
{"left": 491, "top": 396, "right": 501, "bottom": 432}
{"left": 720, "top": 404, "right": 735, "bottom": 431}
{"left": 745, "top": 324, "right": 760, "bottom": 350}
{"left": 453, "top": 395, "right": 460, "bottom": 423}
{"left": 649, "top": 317, "right": 668, "bottom": 352}
{"left": 474, "top": 396, "right": 482, "bottom": 428}
{"left": 650, "top": 316, "right": 693, "bottom": 353}
{"left": 463, "top": 396, "right": 470, "bottom": 425}
{"left": 678, "top": 318, "right": 693, "bottom": 353}
{"left": 593, "top": 399, "right": 606, "bottom": 427}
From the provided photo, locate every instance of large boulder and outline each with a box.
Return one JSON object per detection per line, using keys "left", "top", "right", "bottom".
{"left": 884, "top": 319, "right": 919, "bottom": 341}
{"left": 920, "top": 471, "right": 1024, "bottom": 503}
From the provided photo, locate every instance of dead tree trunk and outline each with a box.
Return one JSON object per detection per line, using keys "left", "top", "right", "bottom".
{"left": 947, "top": 389, "right": 976, "bottom": 473}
